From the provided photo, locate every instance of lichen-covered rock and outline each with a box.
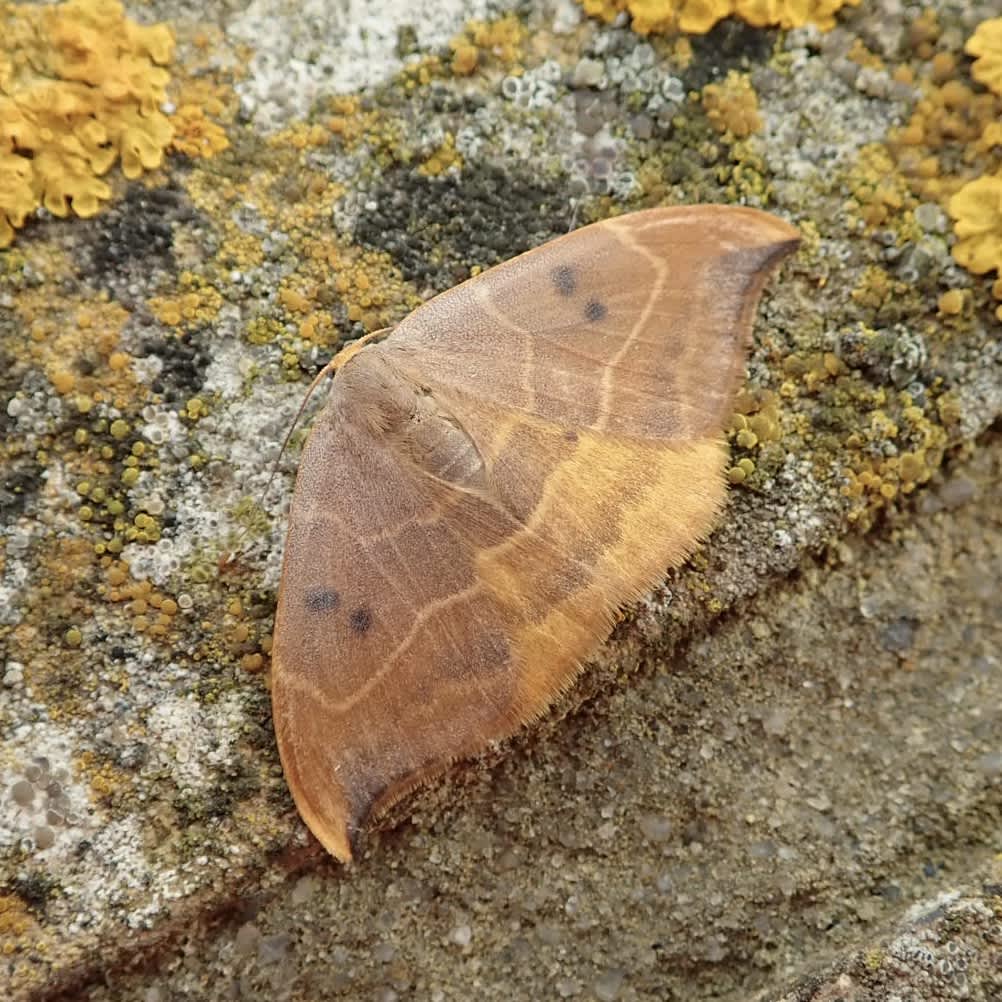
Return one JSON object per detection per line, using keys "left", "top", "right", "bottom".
{"left": 1, "top": 1, "right": 1001, "bottom": 999}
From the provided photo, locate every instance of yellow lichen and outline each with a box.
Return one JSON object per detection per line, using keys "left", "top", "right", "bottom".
{"left": 948, "top": 173, "right": 1002, "bottom": 275}
{"left": 169, "top": 104, "right": 228, "bottom": 159}
{"left": 937, "top": 288, "right": 966, "bottom": 315}
{"left": 735, "top": 0, "right": 860, "bottom": 32}
{"left": 702, "top": 71, "right": 761, "bottom": 139}
{"left": 886, "top": 15, "right": 1002, "bottom": 217}
{"left": 148, "top": 273, "right": 223, "bottom": 330}
{"left": 966, "top": 17, "right": 1002, "bottom": 97}
{"left": 449, "top": 14, "right": 527, "bottom": 77}
{"left": 0, "top": 894, "right": 36, "bottom": 940}
{"left": 578, "top": 0, "right": 859, "bottom": 35}
{"left": 419, "top": 132, "right": 463, "bottom": 177}
{"left": 0, "top": 0, "right": 175, "bottom": 246}
{"left": 846, "top": 144, "right": 915, "bottom": 230}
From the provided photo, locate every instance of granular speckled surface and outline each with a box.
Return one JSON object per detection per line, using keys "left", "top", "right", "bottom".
{"left": 1, "top": 0, "right": 1001, "bottom": 999}
{"left": 87, "top": 428, "right": 1002, "bottom": 1001}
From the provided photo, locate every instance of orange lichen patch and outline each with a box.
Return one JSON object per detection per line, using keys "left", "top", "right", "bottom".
{"left": 333, "top": 247, "right": 418, "bottom": 333}
{"left": 0, "top": 893, "right": 38, "bottom": 948}
{"left": 180, "top": 395, "right": 209, "bottom": 423}
{"left": 278, "top": 286, "right": 312, "bottom": 314}
{"left": 0, "top": 0, "right": 175, "bottom": 246}
{"left": 75, "top": 747, "right": 136, "bottom": 803}
{"left": 169, "top": 103, "right": 229, "bottom": 159}
{"left": 891, "top": 79, "right": 996, "bottom": 166}
{"left": 167, "top": 70, "right": 236, "bottom": 161}
{"left": 937, "top": 288, "right": 966, "bottom": 316}
{"left": 578, "top": 0, "right": 859, "bottom": 35}
{"left": 449, "top": 14, "right": 528, "bottom": 76}
{"left": 102, "top": 561, "right": 182, "bottom": 638}
{"left": 297, "top": 311, "right": 338, "bottom": 346}
{"left": 323, "top": 95, "right": 372, "bottom": 144}
{"left": 277, "top": 280, "right": 340, "bottom": 346}
{"left": 398, "top": 54, "right": 448, "bottom": 92}
{"left": 26, "top": 540, "right": 97, "bottom": 651}
{"left": 886, "top": 21, "right": 1002, "bottom": 210}
{"left": 907, "top": 8, "right": 940, "bottom": 61}
{"left": 781, "top": 351, "right": 847, "bottom": 396}
{"left": 149, "top": 273, "right": 224, "bottom": 330}
{"left": 845, "top": 144, "right": 915, "bottom": 230}
{"left": 702, "top": 71, "right": 761, "bottom": 139}
{"left": 269, "top": 121, "right": 331, "bottom": 152}
{"left": 966, "top": 17, "right": 1002, "bottom": 97}
{"left": 842, "top": 432, "right": 945, "bottom": 518}
{"left": 10, "top": 291, "right": 137, "bottom": 400}
{"left": 451, "top": 42, "right": 479, "bottom": 77}
{"left": 846, "top": 37, "right": 884, "bottom": 73}
{"left": 733, "top": 387, "right": 784, "bottom": 440}
{"left": 850, "top": 266, "right": 900, "bottom": 313}
{"left": 579, "top": 0, "right": 713, "bottom": 34}
{"left": 948, "top": 173, "right": 1002, "bottom": 275}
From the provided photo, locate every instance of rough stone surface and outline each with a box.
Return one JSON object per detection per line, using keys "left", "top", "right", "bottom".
{"left": 1, "top": 0, "right": 1000, "bottom": 999}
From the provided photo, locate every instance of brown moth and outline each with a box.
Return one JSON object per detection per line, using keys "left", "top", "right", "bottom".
{"left": 270, "top": 205, "right": 799, "bottom": 862}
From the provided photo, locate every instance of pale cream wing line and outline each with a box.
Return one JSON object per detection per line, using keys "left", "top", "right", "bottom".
{"left": 280, "top": 580, "right": 486, "bottom": 717}
{"left": 296, "top": 506, "right": 425, "bottom": 630}
{"left": 593, "top": 221, "right": 669, "bottom": 432}
{"left": 298, "top": 496, "right": 463, "bottom": 548}
{"left": 437, "top": 274, "right": 711, "bottom": 430}
{"left": 293, "top": 452, "right": 620, "bottom": 717}
{"left": 466, "top": 286, "right": 536, "bottom": 459}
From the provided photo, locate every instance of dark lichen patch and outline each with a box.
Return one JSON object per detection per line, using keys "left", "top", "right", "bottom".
{"left": 139, "top": 331, "right": 212, "bottom": 400}
{"left": 684, "top": 19, "right": 777, "bottom": 90}
{"left": 6, "top": 872, "right": 60, "bottom": 916}
{"left": 86, "top": 184, "right": 194, "bottom": 281}
{"left": 0, "top": 461, "right": 44, "bottom": 517}
{"left": 305, "top": 588, "right": 340, "bottom": 613}
{"left": 585, "top": 299, "right": 607, "bottom": 322}
{"left": 352, "top": 163, "right": 572, "bottom": 290}
{"left": 349, "top": 607, "right": 373, "bottom": 635}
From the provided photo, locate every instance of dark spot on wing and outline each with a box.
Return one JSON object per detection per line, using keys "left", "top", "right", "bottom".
{"left": 585, "top": 300, "right": 607, "bottom": 322}
{"left": 563, "top": 430, "right": 579, "bottom": 443}
{"left": 551, "top": 265, "right": 577, "bottom": 297}
{"left": 305, "top": 588, "right": 340, "bottom": 613}
{"left": 349, "top": 607, "right": 373, "bottom": 634}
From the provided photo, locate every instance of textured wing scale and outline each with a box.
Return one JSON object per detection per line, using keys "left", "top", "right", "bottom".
{"left": 387, "top": 206, "right": 799, "bottom": 440}
{"left": 270, "top": 205, "right": 799, "bottom": 861}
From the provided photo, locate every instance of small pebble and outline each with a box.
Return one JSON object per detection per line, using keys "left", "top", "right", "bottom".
{"left": 594, "top": 968, "right": 626, "bottom": 1002}
{"left": 373, "top": 942, "right": 396, "bottom": 964}
{"left": 639, "top": 814, "right": 673, "bottom": 843}
{"left": 234, "top": 922, "right": 260, "bottom": 956}
{"left": 450, "top": 924, "right": 472, "bottom": 947}
{"left": 556, "top": 978, "right": 580, "bottom": 998}
{"left": 572, "top": 57, "right": 605, "bottom": 88}
{"left": 938, "top": 474, "right": 977, "bottom": 510}
{"left": 257, "top": 932, "right": 292, "bottom": 965}
{"left": 11, "top": 780, "right": 35, "bottom": 807}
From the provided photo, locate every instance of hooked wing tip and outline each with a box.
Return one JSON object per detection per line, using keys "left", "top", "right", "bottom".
{"left": 293, "top": 792, "right": 357, "bottom": 863}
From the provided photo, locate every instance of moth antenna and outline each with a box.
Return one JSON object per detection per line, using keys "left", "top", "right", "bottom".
{"left": 566, "top": 199, "right": 580, "bottom": 233}
{"left": 222, "top": 328, "right": 393, "bottom": 566}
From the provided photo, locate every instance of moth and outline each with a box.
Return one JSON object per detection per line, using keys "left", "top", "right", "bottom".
{"left": 270, "top": 205, "right": 799, "bottom": 861}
